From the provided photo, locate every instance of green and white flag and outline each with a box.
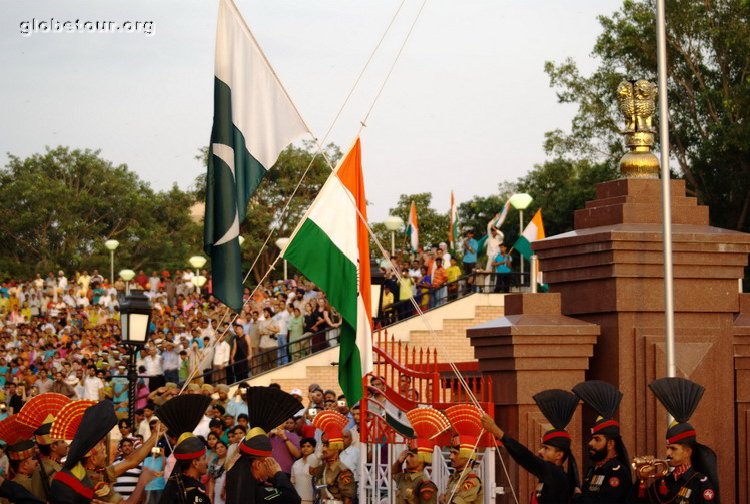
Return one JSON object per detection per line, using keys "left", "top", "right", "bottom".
{"left": 204, "top": 0, "right": 308, "bottom": 311}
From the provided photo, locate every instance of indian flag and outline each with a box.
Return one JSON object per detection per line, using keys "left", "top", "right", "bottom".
{"left": 204, "top": 0, "right": 308, "bottom": 311}
{"left": 449, "top": 191, "right": 458, "bottom": 250}
{"left": 280, "top": 138, "right": 373, "bottom": 403}
{"left": 513, "top": 209, "right": 545, "bottom": 260}
{"left": 406, "top": 201, "right": 419, "bottom": 252}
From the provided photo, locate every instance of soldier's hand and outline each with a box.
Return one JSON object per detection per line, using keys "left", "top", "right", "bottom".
{"left": 398, "top": 449, "right": 410, "bottom": 463}
{"left": 480, "top": 414, "right": 504, "bottom": 439}
{"left": 264, "top": 457, "right": 282, "bottom": 476}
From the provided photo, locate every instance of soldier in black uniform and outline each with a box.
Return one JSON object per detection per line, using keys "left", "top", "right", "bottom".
{"left": 482, "top": 389, "right": 580, "bottom": 503}
{"left": 634, "top": 378, "right": 719, "bottom": 504}
{"left": 158, "top": 433, "right": 211, "bottom": 504}
{"left": 572, "top": 380, "right": 632, "bottom": 503}
{"left": 156, "top": 394, "right": 214, "bottom": 504}
{"left": 224, "top": 386, "right": 303, "bottom": 504}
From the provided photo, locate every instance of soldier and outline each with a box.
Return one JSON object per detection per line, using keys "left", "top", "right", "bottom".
{"left": 8, "top": 440, "right": 43, "bottom": 499}
{"left": 49, "top": 400, "right": 160, "bottom": 504}
{"left": 392, "top": 408, "right": 446, "bottom": 504}
{"left": 311, "top": 410, "right": 356, "bottom": 504}
{"left": 634, "top": 378, "right": 719, "bottom": 504}
{"left": 572, "top": 381, "right": 632, "bottom": 503}
{"left": 12, "top": 392, "right": 73, "bottom": 501}
{"left": 237, "top": 426, "right": 301, "bottom": 503}
{"left": 482, "top": 389, "right": 580, "bottom": 503}
{"left": 32, "top": 421, "right": 67, "bottom": 500}
{"left": 224, "top": 386, "right": 303, "bottom": 504}
{"left": 156, "top": 394, "right": 213, "bottom": 504}
{"left": 441, "top": 405, "right": 484, "bottom": 504}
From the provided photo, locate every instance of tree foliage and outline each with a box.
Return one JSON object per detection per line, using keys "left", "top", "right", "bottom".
{"left": 545, "top": 0, "right": 750, "bottom": 231}
{"left": 515, "top": 158, "right": 620, "bottom": 237}
{"left": 384, "top": 193, "right": 450, "bottom": 252}
{"left": 0, "top": 147, "right": 201, "bottom": 278}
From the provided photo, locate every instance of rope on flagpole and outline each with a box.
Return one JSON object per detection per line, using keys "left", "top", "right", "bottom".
{"left": 184, "top": 0, "right": 414, "bottom": 394}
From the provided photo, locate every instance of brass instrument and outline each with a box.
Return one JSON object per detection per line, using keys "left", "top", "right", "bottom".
{"left": 632, "top": 456, "right": 670, "bottom": 480}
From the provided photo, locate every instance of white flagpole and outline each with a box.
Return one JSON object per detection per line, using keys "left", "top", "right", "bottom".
{"left": 656, "top": 0, "right": 676, "bottom": 382}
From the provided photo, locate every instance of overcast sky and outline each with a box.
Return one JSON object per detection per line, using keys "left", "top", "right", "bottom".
{"left": 1, "top": 0, "right": 623, "bottom": 222}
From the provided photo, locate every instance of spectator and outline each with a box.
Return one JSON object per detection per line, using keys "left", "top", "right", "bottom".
{"left": 112, "top": 438, "right": 142, "bottom": 499}
{"left": 269, "top": 418, "right": 301, "bottom": 476}
{"left": 291, "top": 437, "right": 319, "bottom": 504}
{"left": 143, "top": 446, "right": 166, "bottom": 504}
{"left": 212, "top": 334, "right": 231, "bottom": 384}
{"left": 229, "top": 323, "right": 251, "bottom": 381}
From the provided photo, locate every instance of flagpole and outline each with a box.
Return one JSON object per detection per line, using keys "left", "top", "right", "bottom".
{"left": 656, "top": 0, "right": 676, "bottom": 381}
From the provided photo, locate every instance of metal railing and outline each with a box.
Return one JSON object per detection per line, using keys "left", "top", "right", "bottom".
{"left": 189, "top": 271, "right": 528, "bottom": 385}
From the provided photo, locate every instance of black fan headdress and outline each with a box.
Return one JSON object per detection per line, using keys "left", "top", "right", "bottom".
{"left": 572, "top": 380, "right": 623, "bottom": 436}
{"left": 648, "top": 377, "right": 704, "bottom": 444}
{"left": 240, "top": 387, "right": 304, "bottom": 459}
{"left": 533, "top": 389, "right": 578, "bottom": 449}
{"left": 156, "top": 394, "right": 212, "bottom": 461}
{"left": 533, "top": 389, "right": 580, "bottom": 496}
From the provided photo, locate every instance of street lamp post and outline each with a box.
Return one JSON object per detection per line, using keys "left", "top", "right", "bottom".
{"left": 383, "top": 215, "right": 404, "bottom": 258}
{"left": 104, "top": 239, "right": 120, "bottom": 286}
{"left": 509, "top": 193, "right": 533, "bottom": 286}
{"left": 275, "top": 238, "right": 290, "bottom": 280}
{"left": 119, "top": 269, "right": 135, "bottom": 295}
{"left": 119, "top": 291, "right": 152, "bottom": 429}
{"left": 188, "top": 256, "right": 208, "bottom": 294}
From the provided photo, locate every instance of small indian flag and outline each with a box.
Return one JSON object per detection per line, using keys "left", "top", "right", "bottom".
{"left": 407, "top": 201, "right": 419, "bottom": 252}
{"left": 280, "top": 138, "right": 372, "bottom": 403}
{"left": 449, "top": 191, "right": 458, "bottom": 250}
{"left": 514, "top": 209, "right": 545, "bottom": 260}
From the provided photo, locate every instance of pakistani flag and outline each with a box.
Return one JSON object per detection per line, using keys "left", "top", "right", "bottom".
{"left": 204, "top": 0, "right": 308, "bottom": 311}
{"left": 280, "top": 139, "right": 373, "bottom": 403}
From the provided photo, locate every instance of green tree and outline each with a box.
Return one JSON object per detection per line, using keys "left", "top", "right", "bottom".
{"left": 515, "top": 158, "right": 620, "bottom": 237}
{"left": 384, "top": 193, "right": 450, "bottom": 253}
{"left": 0, "top": 147, "right": 200, "bottom": 278}
{"left": 545, "top": 0, "right": 750, "bottom": 231}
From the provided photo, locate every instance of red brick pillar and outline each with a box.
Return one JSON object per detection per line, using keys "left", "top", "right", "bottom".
{"left": 533, "top": 177, "right": 750, "bottom": 502}
{"left": 734, "top": 293, "right": 750, "bottom": 503}
{"left": 467, "top": 293, "right": 599, "bottom": 501}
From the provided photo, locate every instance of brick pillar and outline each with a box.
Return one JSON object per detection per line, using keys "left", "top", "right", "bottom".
{"left": 533, "top": 177, "right": 750, "bottom": 502}
{"left": 467, "top": 293, "right": 599, "bottom": 501}
{"left": 734, "top": 294, "right": 750, "bottom": 504}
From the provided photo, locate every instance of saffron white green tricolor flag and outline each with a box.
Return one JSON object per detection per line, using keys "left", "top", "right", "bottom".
{"left": 513, "top": 209, "right": 545, "bottom": 260}
{"left": 449, "top": 191, "right": 458, "bottom": 250}
{"left": 280, "top": 138, "right": 373, "bottom": 403}
{"left": 204, "top": 0, "right": 308, "bottom": 311}
{"left": 407, "top": 201, "right": 419, "bottom": 252}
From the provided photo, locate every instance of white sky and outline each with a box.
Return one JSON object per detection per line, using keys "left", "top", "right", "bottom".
{"left": 1, "top": 0, "right": 623, "bottom": 222}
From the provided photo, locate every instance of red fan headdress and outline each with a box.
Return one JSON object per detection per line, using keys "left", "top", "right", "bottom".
{"left": 312, "top": 410, "right": 348, "bottom": 451}
{"left": 50, "top": 400, "right": 96, "bottom": 442}
{"left": 18, "top": 392, "right": 73, "bottom": 444}
{"left": 405, "top": 407, "right": 451, "bottom": 465}
{"left": 445, "top": 404, "right": 484, "bottom": 460}
{"left": 0, "top": 415, "right": 36, "bottom": 447}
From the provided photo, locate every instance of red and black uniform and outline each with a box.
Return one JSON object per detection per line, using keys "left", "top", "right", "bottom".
{"left": 641, "top": 465, "right": 717, "bottom": 504}
{"left": 576, "top": 457, "right": 631, "bottom": 503}
{"left": 501, "top": 434, "right": 570, "bottom": 504}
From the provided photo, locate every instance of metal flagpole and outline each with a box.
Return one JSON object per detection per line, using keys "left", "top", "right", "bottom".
{"left": 656, "top": 0, "right": 676, "bottom": 381}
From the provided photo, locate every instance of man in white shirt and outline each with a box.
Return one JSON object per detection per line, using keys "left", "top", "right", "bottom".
{"left": 339, "top": 429, "right": 360, "bottom": 482}
{"left": 81, "top": 366, "right": 104, "bottom": 401}
{"left": 143, "top": 346, "right": 165, "bottom": 391}
{"left": 273, "top": 303, "right": 292, "bottom": 365}
{"left": 212, "top": 334, "right": 231, "bottom": 385}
